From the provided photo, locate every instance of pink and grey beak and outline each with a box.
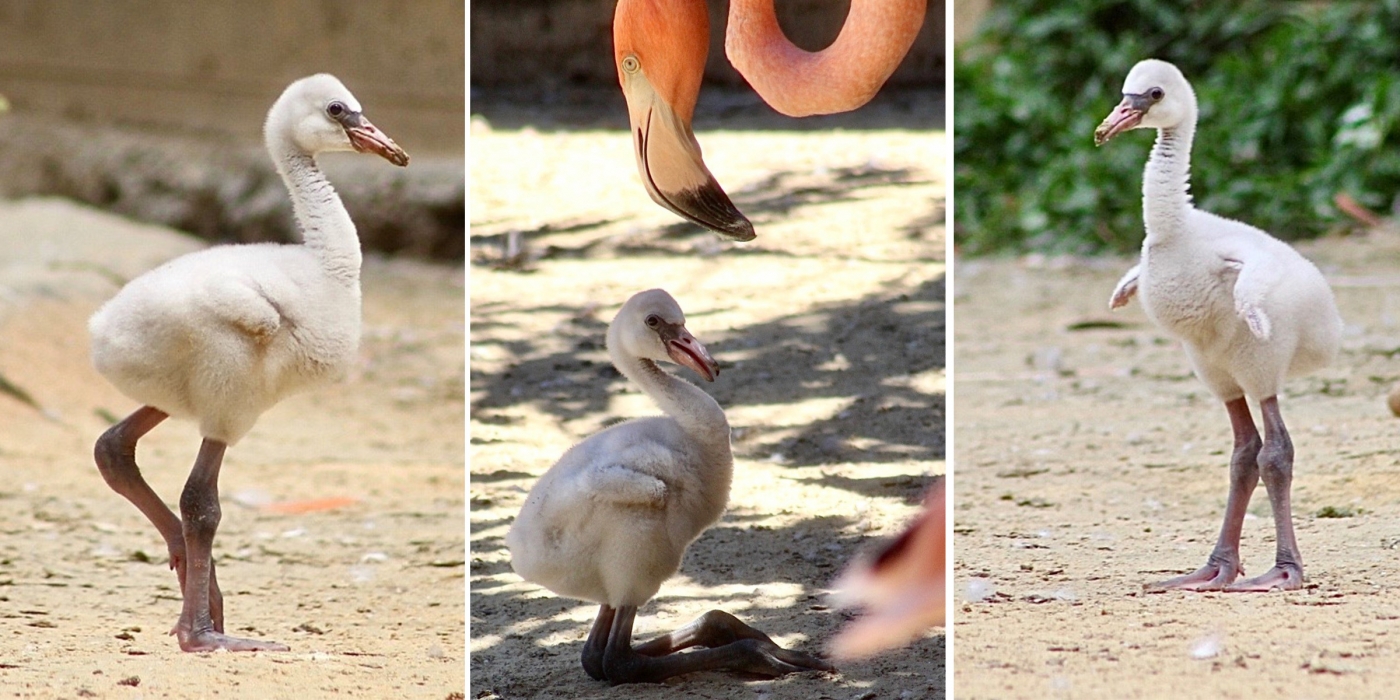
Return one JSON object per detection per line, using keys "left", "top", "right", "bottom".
{"left": 662, "top": 324, "right": 720, "bottom": 382}
{"left": 340, "top": 111, "right": 410, "bottom": 166}
{"left": 1094, "top": 93, "right": 1153, "bottom": 147}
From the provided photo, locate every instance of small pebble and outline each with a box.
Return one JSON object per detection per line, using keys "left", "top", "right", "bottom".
{"left": 965, "top": 577, "right": 995, "bottom": 602}
{"left": 1191, "top": 631, "right": 1224, "bottom": 659}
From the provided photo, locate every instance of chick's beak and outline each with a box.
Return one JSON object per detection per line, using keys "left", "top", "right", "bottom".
{"left": 663, "top": 325, "right": 720, "bottom": 382}
{"left": 343, "top": 112, "right": 410, "bottom": 166}
{"left": 1094, "top": 94, "right": 1152, "bottom": 147}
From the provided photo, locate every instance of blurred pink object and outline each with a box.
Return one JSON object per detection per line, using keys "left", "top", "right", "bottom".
{"left": 829, "top": 483, "right": 946, "bottom": 661}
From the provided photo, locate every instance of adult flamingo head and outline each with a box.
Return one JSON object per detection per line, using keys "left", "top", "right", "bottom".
{"left": 613, "top": 0, "right": 756, "bottom": 241}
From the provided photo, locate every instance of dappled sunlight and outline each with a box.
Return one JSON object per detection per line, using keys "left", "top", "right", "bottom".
{"left": 726, "top": 396, "right": 853, "bottom": 429}
{"left": 472, "top": 108, "right": 944, "bottom": 698}
{"left": 469, "top": 518, "right": 512, "bottom": 542}
{"left": 884, "top": 367, "right": 946, "bottom": 394}
{"left": 658, "top": 579, "right": 809, "bottom": 608}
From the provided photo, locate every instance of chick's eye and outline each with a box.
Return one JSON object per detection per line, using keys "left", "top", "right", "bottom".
{"left": 645, "top": 314, "right": 661, "bottom": 328}
{"left": 327, "top": 102, "right": 346, "bottom": 117}
{"left": 1149, "top": 88, "right": 1165, "bottom": 101}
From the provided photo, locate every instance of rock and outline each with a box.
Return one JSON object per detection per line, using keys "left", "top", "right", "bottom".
{"left": 0, "top": 115, "right": 463, "bottom": 261}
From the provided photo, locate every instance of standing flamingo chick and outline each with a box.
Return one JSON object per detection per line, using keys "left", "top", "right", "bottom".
{"left": 1096, "top": 59, "right": 1342, "bottom": 592}
{"left": 88, "top": 74, "right": 408, "bottom": 651}
{"left": 507, "top": 289, "right": 833, "bottom": 684}
{"left": 612, "top": 0, "right": 925, "bottom": 241}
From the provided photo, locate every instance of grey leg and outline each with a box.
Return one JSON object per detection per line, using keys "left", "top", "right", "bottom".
{"left": 582, "top": 605, "right": 615, "bottom": 680}
{"left": 599, "top": 606, "right": 834, "bottom": 685}
{"left": 1147, "top": 397, "right": 1260, "bottom": 591}
{"left": 1227, "top": 396, "right": 1304, "bottom": 591}
{"left": 94, "top": 407, "right": 225, "bottom": 631}
{"left": 173, "top": 438, "right": 288, "bottom": 652}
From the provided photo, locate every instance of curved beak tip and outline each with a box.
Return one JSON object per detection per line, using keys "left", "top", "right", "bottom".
{"left": 667, "top": 338, "right": 720, "bottom": 381}
{"left": 667, "top": 184, "right": 756, "bottom": 241}
{"left": 1094, "top": 106, "right": 1143, "bottom": 147}
{"left": 347, "top": 123, "right": 410, "bottom": 167}
{"left": 717, "top": 217, "right": 756, "bottom": 242}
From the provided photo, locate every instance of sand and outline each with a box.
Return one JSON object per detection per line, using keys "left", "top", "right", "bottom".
{"left": 953, "top": 234, "right": 1400, "bottom": 699}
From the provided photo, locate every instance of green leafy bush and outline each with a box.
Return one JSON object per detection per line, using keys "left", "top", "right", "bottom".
{"left": 954, "top": 0, "right": 1400, "bottom": 255}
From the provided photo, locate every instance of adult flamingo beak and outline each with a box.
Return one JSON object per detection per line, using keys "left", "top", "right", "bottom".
{"left": 614, "top": 0, "right": 755, "bottom": 241}
{"left": 341, "top": 112, "right": 410, "bottom": 166}
{"left": 619, "top": 75, "right": 756, "bottom": 241}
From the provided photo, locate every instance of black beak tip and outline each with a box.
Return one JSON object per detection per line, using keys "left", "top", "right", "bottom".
{"left": 714, "top": 217, "right": 756, "bottom": 242}
{"left": 670, "top": 184, "right": 758, "bottom": 242}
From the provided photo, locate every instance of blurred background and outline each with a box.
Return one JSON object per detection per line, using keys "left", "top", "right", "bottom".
{"left": 0, "top": 0, "right": 465, "bottom": 259}
{"left": 955, "top": 0, "right": 1400, "bottom": 255}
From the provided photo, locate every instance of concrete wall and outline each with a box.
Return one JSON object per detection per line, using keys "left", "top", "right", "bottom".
{"left": 470, "top": 0, "right": 944, "bottom": 89}
{"left": 0, "top": 1, "right": 465, "bottom": 154}
{"left": 0, "top": 1, "right": 464, "bottom": 260}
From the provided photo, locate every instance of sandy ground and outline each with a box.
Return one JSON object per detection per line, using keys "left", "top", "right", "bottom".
{"left": 0, "top": 199, "right": 465, "bottom": 699}
{"left": 953, "top": 234, "right": 1400, "bottom": 698}
{"left": 468, "top": 91, "right": 946, "bottom": 699}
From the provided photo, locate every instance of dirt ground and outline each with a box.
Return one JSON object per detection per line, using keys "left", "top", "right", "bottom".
{"left": 468, "top": 89, "right": 946, "bottom": 699}
{"left": 0, "top": 199, "right": 465, "bottom": 698}
{"left": 953, "top": 234, "right": 1400, "bottom": 698}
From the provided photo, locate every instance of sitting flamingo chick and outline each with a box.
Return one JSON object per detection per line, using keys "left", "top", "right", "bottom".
{"left": 507, "top": 289, "right": 833, "bottom": 684}
{"left": 88, "top": 74, "right": 408, "bottom": 651}
{"left": 1096, "top": 59, "right": 1342, "bottom": 592}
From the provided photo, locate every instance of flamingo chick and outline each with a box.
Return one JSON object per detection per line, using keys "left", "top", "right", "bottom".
{"left": 88, "top": 74, "right": 408, "bottom": 651}
{"left": 612, "top": 0, "right": 926, "bottom": 241}
{"left": 1096, "top": 59, "right": 1342, "bottom": 592}
{"left": 507, "top": 289, "right": 833, "bottom": 684}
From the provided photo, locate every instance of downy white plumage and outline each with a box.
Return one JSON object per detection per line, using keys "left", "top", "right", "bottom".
{"left": 1097, "top": 59, "right": 1342, "bottom": 592}
{"left": 508, "top": 289, "right": 731, "bottom": 610}
{"left": 89, "top": 74, "right": 408, "bottom": 651}
{"left": 507, "top": 289, "right": 832, "bottom": 684}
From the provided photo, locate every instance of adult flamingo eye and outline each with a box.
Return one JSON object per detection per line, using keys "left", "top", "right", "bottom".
{"left": 621, "top": 55, "right": 640, "bottom": 73}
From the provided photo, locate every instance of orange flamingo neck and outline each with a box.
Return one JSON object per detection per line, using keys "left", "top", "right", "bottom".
{"left": 725, "top": 0, "right": 926, "bottom": 117}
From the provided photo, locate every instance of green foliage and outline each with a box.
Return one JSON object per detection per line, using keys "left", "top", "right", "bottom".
{"left": 1315, "top": 505, "right": 1362, "bottom": 518}
{"left": 954, "top": 0, "right": 1400, "bottom": 255}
